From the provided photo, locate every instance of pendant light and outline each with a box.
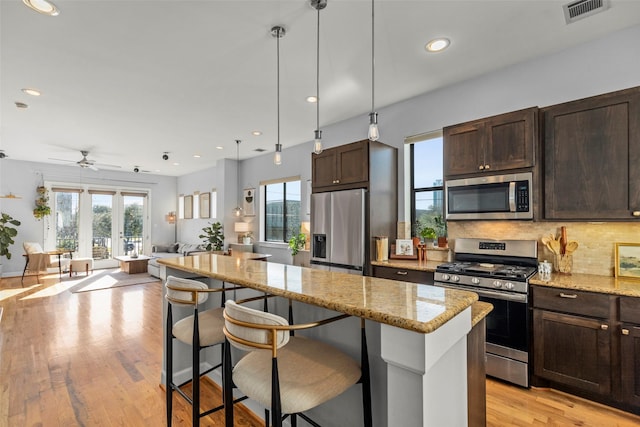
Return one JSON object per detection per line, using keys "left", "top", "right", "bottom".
{"left": 311, "top": 0, "right": 327, "bottom": 155}
{"left": 272, "top": 26, "right": 286, "bottom": 165}
{"left": 233, "top": 139, "right": 243, "bottom": 217}
{"left": 368, "top": 0, "right": 379, "bottom": 141}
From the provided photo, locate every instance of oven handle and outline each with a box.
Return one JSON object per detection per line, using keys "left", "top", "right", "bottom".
{"left": 436, "top": 282, "right": 528, "bottom": 303}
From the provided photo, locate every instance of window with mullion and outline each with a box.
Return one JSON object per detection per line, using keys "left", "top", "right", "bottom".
{"left": 410, "top": 135, "right": 444, "bottom": 235}
{"left": 265, "top": 180, "right": 301, "bottom": 243}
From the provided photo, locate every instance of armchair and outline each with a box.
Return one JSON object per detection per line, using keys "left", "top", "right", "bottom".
{"left": 21, "top": 242, "right": 71, "bottom": 285}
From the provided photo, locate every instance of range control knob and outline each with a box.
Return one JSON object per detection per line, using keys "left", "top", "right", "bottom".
{"left": 441, "top": 274, "right": 450, "bottom": 281}
{"left": 451, "top": 275, "right": 460, "bottom": 283}
{"left": 471, "top": 277, "right": 480, "bottom": 284}
{"left": 493, "top": 280, "right": 503, "bottom": 288}
{"left": 504, "top": 282, "right": 515, "bottom": 290}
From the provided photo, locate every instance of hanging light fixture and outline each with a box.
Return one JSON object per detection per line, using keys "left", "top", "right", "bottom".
{"left": 311, "top": 0, "right": 327, "bottom": 155}
{"left": 233, "top": 139, "right": 243, "bottom": 217}
{"left": 368, "top": 0, "right": 379, "bottom": 142}
{"left": 272, "top": 25, "right": 286, "bottom": 165}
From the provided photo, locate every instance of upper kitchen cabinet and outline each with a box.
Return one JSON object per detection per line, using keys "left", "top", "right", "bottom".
{"left": 312, "top": 139, "right": 395, "bottom": 193}
{"left": 443, "top": 107, "right": 538, "bottom": 177}
{"left": 543, "top": 86, "right": 640, "bottom": 220}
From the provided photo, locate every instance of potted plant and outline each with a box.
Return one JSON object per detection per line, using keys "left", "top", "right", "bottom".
{"left": 242, "top": 231, "right": 253, "bottom": 245}
{"left": 288, "top": 231, "right": 307, "bottom": 256}
{"left": 33, "top": 186, "right": 51, "bottom": 220}
{"left": 433, "top": 214, "right": 448, "bottom": 248}
{"left": 199, "top": 221, "right": 225, "bottom": 251}
{"left": 415, "top": 219, "right": 437, "bottom": 247}
{"left": 0, "top": 212, "right": 21, "bottom": 274}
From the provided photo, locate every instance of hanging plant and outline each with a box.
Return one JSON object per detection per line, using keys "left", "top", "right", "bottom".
{"left": 33, "top": 186, "right": 51, "bottom": 220}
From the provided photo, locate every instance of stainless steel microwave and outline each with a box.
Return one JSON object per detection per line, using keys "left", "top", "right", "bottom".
{"left": 445, "top": 172, "right": 533, "bottom": 220}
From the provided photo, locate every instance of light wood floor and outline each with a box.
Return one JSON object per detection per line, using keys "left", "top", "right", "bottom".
{"left": 2, "top": 272, "right": 640, "bottom": 426}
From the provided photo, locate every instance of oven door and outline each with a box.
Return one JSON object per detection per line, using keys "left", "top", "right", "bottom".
{"left": 436, "top": 283, "right": 530, "bottom": 387}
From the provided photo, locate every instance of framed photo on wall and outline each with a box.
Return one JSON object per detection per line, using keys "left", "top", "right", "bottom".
{"left": 199, "top": 192, "right": 210, "bottom": 218}
{"left": 184, "top": 195, "right": 193, "bottom": 219}
{"left": 615, "top": 242, "right": 640, "bottom": 280}
{"left": 243, "top": 188, "right": 255, "bottom": 216}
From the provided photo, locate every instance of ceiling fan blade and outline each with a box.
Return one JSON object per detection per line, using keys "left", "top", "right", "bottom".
{"left": 95, "top": 163, "right": 122, "bottom": 169}
{"left": 89, "top": 164, "right": 99, "bottom": 171}
{"left": 49, "top": 157, "right": 76, "bottom": 163}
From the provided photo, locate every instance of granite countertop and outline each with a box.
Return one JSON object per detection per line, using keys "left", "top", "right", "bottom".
{"left": 159, "top": 253, "right": 479, "bottom": 334}
{"left": 530, "top": 272, "right": 640, "bottom": 298}
{"left": 371, "top": 259, "right": 441, "bottom": 272}
{"left": 471, "top": 302, "right": 493, "bottom": 327}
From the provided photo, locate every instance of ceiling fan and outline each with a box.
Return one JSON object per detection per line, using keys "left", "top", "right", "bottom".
{"left": 49, "top": 150, "right": 121, "bottom": 171}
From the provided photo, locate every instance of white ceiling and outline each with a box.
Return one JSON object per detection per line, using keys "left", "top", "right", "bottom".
{"left": 2, "top": 0, "right": 640, "bottom": 176}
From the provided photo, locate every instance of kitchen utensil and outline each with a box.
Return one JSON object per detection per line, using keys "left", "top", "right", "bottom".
{"left": 560, "top": 226, "right": 567, "bottom": 255}
{"left": 548, "top": 238, "right": 561, "bottom": 255}
{"left": 565, "top": 241, "right": 579, "bottom": 254}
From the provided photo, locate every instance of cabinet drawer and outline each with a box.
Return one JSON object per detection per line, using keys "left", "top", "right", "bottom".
{"left": 532, "top": 286, "right": 611, "bottom": 318}
{"left": 372, "top": 266, "right": 433, "bottom": 285}
{"left": 620, "top": 297, "right": 640, "bottom": 324}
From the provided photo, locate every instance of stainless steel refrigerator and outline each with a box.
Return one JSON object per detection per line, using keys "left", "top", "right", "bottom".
{"left": 310, "top": 189, "right": 365, "bottom": 274}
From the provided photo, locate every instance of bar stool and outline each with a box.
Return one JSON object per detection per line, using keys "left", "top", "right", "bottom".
{"left": 222, "top": 299, "right": 372, "bottom": 427}
{"left": 164, "top": 276, "right": 246, "bottom": 426}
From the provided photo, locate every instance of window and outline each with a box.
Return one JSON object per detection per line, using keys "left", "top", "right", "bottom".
{"left": 53, "top": 189, "right": 81, "bottom": 251}
{"left": 410, "top": 132, "right": 444, "bottom": 234}
{"left": 264, "top": 180, "right": 301, "bottom": 242}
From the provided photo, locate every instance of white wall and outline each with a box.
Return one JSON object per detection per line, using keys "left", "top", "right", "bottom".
{"left": 0, "top": 159, "right": 177, "bottom": 276}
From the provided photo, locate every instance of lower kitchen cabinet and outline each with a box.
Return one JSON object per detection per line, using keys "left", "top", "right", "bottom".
{"left": 532, "top": 286, "right": 640, "bottom": 415}
{"left": 621, "top": 297, "right": 640, "bottom": 408}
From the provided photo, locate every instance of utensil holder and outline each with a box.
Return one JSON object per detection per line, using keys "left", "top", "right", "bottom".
{"left": 555, "top": 254, "right": 573, "bottom": 274}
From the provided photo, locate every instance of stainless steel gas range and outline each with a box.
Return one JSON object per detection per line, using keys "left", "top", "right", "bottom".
{"left": 434, "top": 238, "right": 538, "bottom": 388}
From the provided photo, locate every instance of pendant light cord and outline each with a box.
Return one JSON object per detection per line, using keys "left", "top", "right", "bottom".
{"left": 277, "top": 27, "right": 281, "bottom": 148}
{"left": 316, "top": 8, "right": 320, "bottom": 132}
{"left": 371, "top": 0, "right": 375, "bottom": 114}
{"left": 236, "top": 140, "right": 240, "bottom": 207}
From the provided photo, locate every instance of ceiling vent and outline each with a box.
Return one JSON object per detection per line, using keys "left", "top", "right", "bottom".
{"left": 563, "top": 0, "right": 610, "bottom": 24}
{"left": 253, "top": 148, "right": 267, "bottom": 152}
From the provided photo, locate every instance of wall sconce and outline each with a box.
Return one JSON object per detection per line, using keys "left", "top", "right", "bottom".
{"left": 234, "top": 221, "right": 250, "bottom": 244}
{"left": 166, "top": 211, "right": 176, "bottom": 224}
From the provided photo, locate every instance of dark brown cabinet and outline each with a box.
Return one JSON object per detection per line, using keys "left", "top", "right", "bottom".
{"left": 312, "top": 140, "right": 368, "bottom": 191}
{"left": 621, "top": 297, "right": 640, "bottom": 409}
{"left": 543, "top": 86, "right": 640, "bottom": 220}
{"left": 443, "top": 107, "right": 538, "bottom": 177}
{"left": 371, "top": 265, "right": 433, "bottom": 285}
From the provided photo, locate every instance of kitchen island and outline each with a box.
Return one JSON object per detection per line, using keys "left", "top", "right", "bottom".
{"left": 159, "top": 253, "right": 483, "bottom": 426}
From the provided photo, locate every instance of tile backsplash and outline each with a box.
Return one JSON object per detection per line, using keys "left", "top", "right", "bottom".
{"left": 448, "top": 221, "right": 640, "bottom": 277}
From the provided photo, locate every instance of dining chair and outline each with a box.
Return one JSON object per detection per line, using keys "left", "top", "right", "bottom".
{"left": 164, "top": 275, "right": 247, "bottom": 426}
{"left": 222, "top": 299, "right": 372, "bottom": 427}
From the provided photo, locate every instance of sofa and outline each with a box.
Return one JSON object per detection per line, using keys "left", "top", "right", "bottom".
{"left": 148, "top": 242, "right": 207, "bottom": 279}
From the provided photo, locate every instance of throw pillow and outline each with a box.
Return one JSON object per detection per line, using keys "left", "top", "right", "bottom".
{"left": 168, "top": 243, "right": 179, "bottom": 253}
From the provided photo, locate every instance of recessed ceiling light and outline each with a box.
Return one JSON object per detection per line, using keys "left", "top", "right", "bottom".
{"left": 252, "top": 131, "right": 262, "bottom": 136}
{"left": 425, "top": 38, "right": 450, "bottom": 53}
{"left": 22, "top": 88, "right": 41, "bottom": 96}
{"left": 15, "top": 102, "right": 28, "bottom": 109}
{"left": 306, "top": 96, "right": 318, "bottom": 103}
{"left": 193, "top": 154, "right": 201, "bottom": 158}
{"left": 22, "top": 0, "right": 60, "bottom": 16}
{"left": 172, "top": 162, "right": 180, "bottom": 166}
{"left": 215, "top": 146, "right": 223, "bottom": 150}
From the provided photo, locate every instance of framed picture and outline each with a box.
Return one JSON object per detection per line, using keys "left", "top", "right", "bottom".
{"left": 243, "top": 188, "right": 255, "bottom": 216}
{"left": 395, "top": 239, "right": 414, "bottom": 256}
{"left": 615, "top": 242, "right": 640, "bottom": 280}
{"left": 199, "top": 192, "right": 210, "bottom": 218}
{"left": 184, "top": 195, "right": 193, "bottom": 219}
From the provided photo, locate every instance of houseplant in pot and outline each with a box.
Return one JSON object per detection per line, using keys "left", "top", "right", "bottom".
{"left": 0, "top": 212, "right": 21, "bottom": 274}
{"left": 199, "top": 221, "right": 225, "bottom": 251}
{"left": 288, "top": 230, "right": 307, "bottom": 266}
{"left": 416, "top": 219, "right": 437, "bottom": 247}
{"left": 433, "top": 214, "right": 448, "bottom": 248}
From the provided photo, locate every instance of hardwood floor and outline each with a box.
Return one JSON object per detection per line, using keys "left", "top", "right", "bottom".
{"left": 2, "top": 272, "right": 640, "bottom": 426}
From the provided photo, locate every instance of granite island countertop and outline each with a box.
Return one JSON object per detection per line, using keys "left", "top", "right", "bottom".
{"left": 371, "top": 259, "right": 441, "bottom": 272}
{"left": 530, "top": 272, "right": 640, "bottom": 297}
{"left": 159, "top": 253, "right": 479, "bottom": 334}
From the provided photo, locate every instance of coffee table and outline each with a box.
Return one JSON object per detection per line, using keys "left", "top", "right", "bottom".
{"left": 115, "top": 255, "right": 152, "bottom": 274}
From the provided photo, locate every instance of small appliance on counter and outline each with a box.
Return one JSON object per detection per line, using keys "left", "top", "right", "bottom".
{"left": 434, "top": 237, "right": 538, "bottom": 387}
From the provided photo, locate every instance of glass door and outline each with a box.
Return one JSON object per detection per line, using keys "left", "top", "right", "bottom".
{"left": 91, "top": 191, "right": 115, "bottom": 269}
{"left": 121, "top": 193, "right": 147, "bottom": 257}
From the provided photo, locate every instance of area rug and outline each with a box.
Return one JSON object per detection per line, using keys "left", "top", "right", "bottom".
{"left": 70, "top": 269, "right": 160, "bottom": 293}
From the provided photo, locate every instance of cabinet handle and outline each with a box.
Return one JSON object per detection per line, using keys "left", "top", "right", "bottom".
{"left": 559, "top": 293, "right": 577, "bottom": 299}
{"left": 601, "top": 324, "right": 608, "bottom": 330}
{"left": 335, "top": 179, "right": 340, "bottom": 184}
{"left": 396, "top": 271, "right": 408, "bottom": 276}
{"left": 484, "top": 164, "right": 490, "bottom": 170}
{"left": 633, "top": 211, "right": 640, "bottom": 217}
{"left": 478, "top": 165, "right": 484, "bottom": 170}
{"left": 622, "top": 328, "right": 630, "bottom": 335}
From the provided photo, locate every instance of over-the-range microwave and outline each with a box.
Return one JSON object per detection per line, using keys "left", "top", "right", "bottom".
{"left": 445, "top": 171, "right": 533, "bottom": 220}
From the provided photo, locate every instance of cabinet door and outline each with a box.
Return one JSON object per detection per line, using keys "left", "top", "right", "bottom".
{"left": 312, "top": 149, "right": 337, "bottom": 189}
{"left": 484, "top": 107, "right": 537, "bottom": 172}
{"left": 533, "top": 309, "right": 612, "bottom": 395}
{"left": 372, "top": 265, "right": 433, "bottom": 285}
{"left": 621, "top": 324, "right": 640, "bottom": 408}
{"left": 335, "top": 140, "right": 368, "bottom": 186}
{"left": 443, "top": 122, "right": 485, "bottom": 176}
{"left": 544, "top": 87, "right": 640, "bottom": 219}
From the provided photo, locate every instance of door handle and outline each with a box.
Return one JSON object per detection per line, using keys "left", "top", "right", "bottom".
{"left": 622, "top": 328, "right": 630, "bottom": 335}
{"left": 601, "top": 324, "right": 608, "bottom": 331}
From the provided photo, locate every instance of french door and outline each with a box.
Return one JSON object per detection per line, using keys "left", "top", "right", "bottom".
{"left": 45, "top": 185, "right": 149, "bottom": 269}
